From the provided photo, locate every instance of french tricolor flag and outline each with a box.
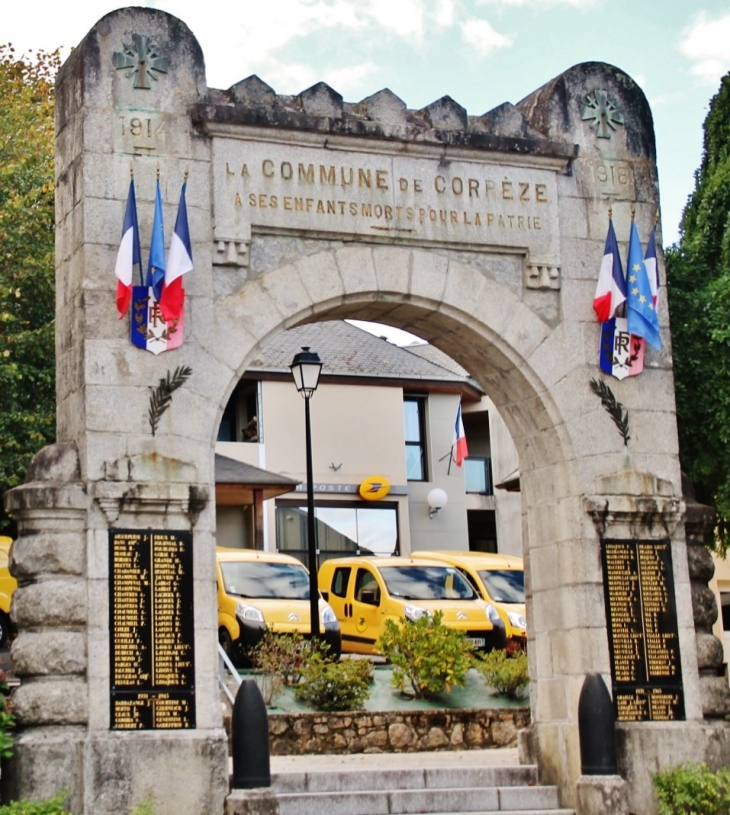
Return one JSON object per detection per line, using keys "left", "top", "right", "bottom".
{"left": 159, "top": 181, "right": 193, "bottom": 323}
{"left": 593, "top": 219, "right": 626, "bottom": 323}
{"left": 453, "top": 402, "right": 468, "bottom": 468}
{"left": 114, "top": 179, "right": 141, "bottom": 317}
{"left": 644, "top": 223, "right": 659, "bottom": 307}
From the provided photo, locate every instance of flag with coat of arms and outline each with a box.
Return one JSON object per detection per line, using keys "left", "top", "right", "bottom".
{"left": 593, "top": 212, "right": 664, "bottom": 379}
{"left": 121, "top": 176, "right": 190, "bottom": 354}
{"left": 599, "top": 316, "right": 644, "bottom": 380}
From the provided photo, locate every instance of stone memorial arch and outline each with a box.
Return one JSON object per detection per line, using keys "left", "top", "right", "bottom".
{"left": 4, "top": 7, "right": 730, "bottom": 814}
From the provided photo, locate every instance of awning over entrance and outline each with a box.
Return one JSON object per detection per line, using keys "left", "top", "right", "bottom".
{"left": 215, "top": 453, "right": 299, "bottom": 505}
{"left": 215, "top": 454, "right": 299, "bottom": 550}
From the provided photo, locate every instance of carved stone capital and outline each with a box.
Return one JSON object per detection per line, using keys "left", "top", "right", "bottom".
{"left": 92, "top": 482, "right": 208, "bottom": 526}
{"left": 526, "top": 262, "right": 561, "bottom": 290}
{"left": 214, "top": 238, "right": 250, "bottom": 267}
{"left": 584, "top": 470, "right": 683, "bottom": 539}
{"left": 584, "top": 493, "right": 684, "bottom": 540}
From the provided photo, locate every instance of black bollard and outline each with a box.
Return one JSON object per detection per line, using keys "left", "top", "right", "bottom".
{"left": 577, "top": 673, "right": 618, "bottom": 775}
{"left": 231, "top": 678, "right": 271, "bottom": 789}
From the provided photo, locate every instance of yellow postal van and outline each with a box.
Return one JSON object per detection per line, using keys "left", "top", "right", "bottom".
{"left": 411, "top": 550, "right": 526, "bottom": 649}
{"left": 318, "top": 555, "right": 506, "bottom": 656}
{"left": 0, "top": 537, "right": 16, "bottom": 647}
{"left": 216, "top": 547, "right": 340, "bottom": 665}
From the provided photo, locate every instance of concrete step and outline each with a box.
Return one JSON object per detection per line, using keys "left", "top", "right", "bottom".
{"left": 272, "top": 765, "right": 539, "bottom": 793}
{"left": 227, "top": 751, "right": 573, "bottom": 815}
{"left": 274, "top": 785, "right": 562, "bottom": 815}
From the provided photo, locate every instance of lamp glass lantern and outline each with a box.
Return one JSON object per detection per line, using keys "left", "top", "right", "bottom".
{"left": 290, "top": 346, "right": 322, "bottom": 398}
{"left": 427, "top": 487, "right": 448, "bottom": 519}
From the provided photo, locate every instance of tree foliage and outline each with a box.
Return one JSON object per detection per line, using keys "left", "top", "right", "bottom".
{"left": 0, "top": 45, "right": 59, "bottom": 533}
{"left": 667, "top": 71, "right": 730, "bottom": 550}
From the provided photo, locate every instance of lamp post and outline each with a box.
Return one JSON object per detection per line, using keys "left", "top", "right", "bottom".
{"left": 290, "top": 346, "right": 323, "bottom": 640}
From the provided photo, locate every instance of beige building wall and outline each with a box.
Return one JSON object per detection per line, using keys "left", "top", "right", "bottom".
{"left": 215, "top": 377, "right": 474, "bottom": 554}
{"left": 482, "top": 395, "right": 523, "bottom": 557}
{"left": 408, "top": 391, "right": 470, "bottom": 552}
{"left": 262, "top": 380, "right": 407, "bottom": 483}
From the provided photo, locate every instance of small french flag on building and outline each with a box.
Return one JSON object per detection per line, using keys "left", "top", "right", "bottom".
{"left": 453, "top": 402, "right": 468, "bottom": 468}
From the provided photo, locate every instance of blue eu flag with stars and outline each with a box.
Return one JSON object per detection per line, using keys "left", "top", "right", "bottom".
{"left": 146, "top": 179, "right": 166, "bottom": 302}
{"left": 626, "top": 221, "right": 661, "bottom": 350}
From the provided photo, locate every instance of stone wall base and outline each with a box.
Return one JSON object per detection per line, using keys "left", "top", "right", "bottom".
{"left": 617, "top": 720, "right": 730, "bottom": 815}
{"left": 523, "top": 718, "right": 730, "bottom": 814}
{"left": 2, "top": 728, "right": 230, "bottom": 815}
{"left": 260, "top": 707, "right": 529, "bottom": 755}
{"left": 576, "top": 775, "right": 628, "bottom": 815}
{"left": 226, "top": 789, "right": 280, "bottom": 815}
{"left": 2, "top": 727, "right": 86, "bottom": 811}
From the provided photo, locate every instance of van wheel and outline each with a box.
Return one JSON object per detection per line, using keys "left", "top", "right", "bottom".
{"left": 0, "top": 612, "right": 11, "bottom": 649}
{"left": 219, "top": 629, "right": 238, "bottom": 666}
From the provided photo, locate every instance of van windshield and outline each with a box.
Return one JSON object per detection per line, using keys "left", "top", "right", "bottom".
{"left": 220, "top": 561, "right": 310, "bottom": 600}
{"left": 379, "top": 565, "right": 476, "bottom": 601}
{"left": 478, "top": 569, "right": 525, "bottom": 603}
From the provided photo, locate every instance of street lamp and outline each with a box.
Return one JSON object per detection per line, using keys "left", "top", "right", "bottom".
{"left": 290, "top": 346, "right": 323, "bottom": 640}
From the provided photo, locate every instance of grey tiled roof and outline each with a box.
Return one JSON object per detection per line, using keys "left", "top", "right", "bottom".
{"left": 404, "top": 343, "right": 471, "bottom": 378}
{"left": 215, "top": 454, "right": 299, "bottom": 487}
{"left": 247, "top": 321, "right": 469, "bottom": 383}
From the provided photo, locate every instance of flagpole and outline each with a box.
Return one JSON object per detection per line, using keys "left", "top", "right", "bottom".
{"left": 131, "top": 167, "right": 143, "bottom": 287}
{"left": 438, "top": 449, "right": 454, "bottom": 475}
{"left": 614, "top": 205, "right": 628, "bottom": 320}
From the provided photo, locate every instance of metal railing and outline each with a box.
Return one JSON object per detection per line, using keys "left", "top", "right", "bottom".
{"left": 218, "top": 643, "right": 242, "bottom": 707}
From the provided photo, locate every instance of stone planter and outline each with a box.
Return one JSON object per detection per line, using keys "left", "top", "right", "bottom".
{"left": 225, "top": 705, "right": 530, "bottom": 756}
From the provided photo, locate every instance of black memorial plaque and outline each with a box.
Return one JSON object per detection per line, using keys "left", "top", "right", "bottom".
{"left": 601, "top": 539, "right": 684, "bottom": 722}
{"left": 109, "top": 529, "right": 196, "bottom": 730}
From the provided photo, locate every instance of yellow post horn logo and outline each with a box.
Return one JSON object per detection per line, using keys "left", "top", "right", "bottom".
{"left": 358, "top": 475, "right": 390, "bottom": 501}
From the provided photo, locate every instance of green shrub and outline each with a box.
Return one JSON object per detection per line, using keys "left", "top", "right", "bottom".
{"left": 0, "top": 669, "right": 15, "bottom": 759}
{"left": 475, "top": 649, "right": 529, "bottom": 699}
{"left": 294, "top": 652, "right": 371, "bottom": 711}
{"left": 0, "top": 794, "right": 156, "bottom": 815}
{"left": 653, "top": 762, "right": 730, "bottom": 815}
{"left": 0, "top": 794, "right": 72, "bottom": 814}
{"left": 247, "top": 630, "right": 309, "bottom": 705}
{"left": 377, "top": 611, "right": 472, "bottom": 700}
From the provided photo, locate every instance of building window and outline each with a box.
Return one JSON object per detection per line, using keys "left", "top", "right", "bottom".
{"left": 404, "top": 395, "right": 428, "bottom": 481}
{"left": 464, "top": 456, "right": 494, "bottom": 495}
{"left": 721, "top": 591, "right": 730, "bottom": 631}
{"left": 275, "top": 501, "right": 399, "bottom": 566}
{"left": 217, "top": 380, "right": 261, "bottom": 442}
{"left": 217, "top": 397, "right": 237, "bottom": 442}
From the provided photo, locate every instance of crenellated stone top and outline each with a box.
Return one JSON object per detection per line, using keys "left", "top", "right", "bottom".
{"left": 195, "top": 75, "right": 579, "bottom": 160}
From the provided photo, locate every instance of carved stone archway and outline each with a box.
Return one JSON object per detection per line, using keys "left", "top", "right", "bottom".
{"left": 4, "top": 8, "right": 728, "bottom": 814}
